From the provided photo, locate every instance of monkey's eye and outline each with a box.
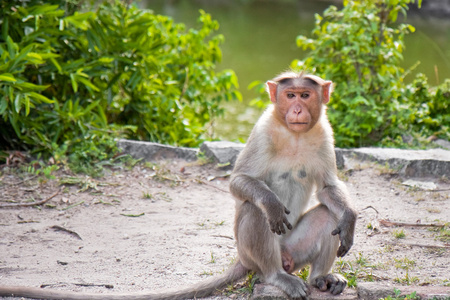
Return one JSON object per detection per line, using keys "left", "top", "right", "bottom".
{"left": 286, "top": 93, "right": 296, "bottom": 99}
{"left": 301, "top": 92, "right": 310, "bottom": 99}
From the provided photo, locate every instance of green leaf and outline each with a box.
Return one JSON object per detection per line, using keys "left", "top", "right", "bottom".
{"left": 14, "top": 94, "right": 21, "bottom": 113}
{"left": 24, "top": 95, "right": 30, "bottom": 115}
{"left": 70, "top": 73, "right": 78, "bottom": 92}
{"left": 0, "top": 73, "right": 17, "bottom": 82}
{"left": 6, "top": 36, "right": 17, "bottom": 59}
{"left": 27, "top": 53, "right": 45, "bottom": 64}
{"left": 14, "top": 82, "right": 50, "bottom": 92}
{"left": 29, "top": 4, "right": 60, "bottom": 16}
{"left": 64, "top": 12, "right": 95, "bottom": 30}
{"left": 50, "top": 58, "right": 62, "bottom": 73}
{"left": 14, "top": 44, "right": 35, "bottom": 66}
{"left": 0, "top": 98, "right": 7, "bottom": 114}
{"left": 77, "top": 77, "right": 100, "bottom": 92}
{"left": 28, "top": 92, "right": 53, "bottom": 104}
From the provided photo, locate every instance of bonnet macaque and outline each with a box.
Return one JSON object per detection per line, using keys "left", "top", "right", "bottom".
{"left": 229, "top": 71, "right": 357, "bottom": 298}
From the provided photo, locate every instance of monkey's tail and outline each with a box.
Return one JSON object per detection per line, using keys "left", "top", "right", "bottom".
{"left": 148, "top": 259, "right": 249, "bottom": 300}
{"left": 0, "top": 260, "right": 249, "bottom": 300}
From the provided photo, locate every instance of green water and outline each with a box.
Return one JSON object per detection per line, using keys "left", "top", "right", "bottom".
{"left": 142, "top": 0, "right": 450, "bottom": 142}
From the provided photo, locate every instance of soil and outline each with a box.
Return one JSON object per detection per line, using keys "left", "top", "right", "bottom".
{"left": 0, "top": 157, "right": 449, "bottom": 299}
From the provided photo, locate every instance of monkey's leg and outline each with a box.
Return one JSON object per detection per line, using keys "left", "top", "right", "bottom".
{"left": 283, "top": 204, "right": 347, "bottom": 295}
{"left": 235, "top": 202, "right": 309, "bottom": 299}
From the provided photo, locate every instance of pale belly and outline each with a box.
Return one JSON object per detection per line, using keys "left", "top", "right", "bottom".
{"left": 265, "top": 168, "right": 315, "bottom": 226}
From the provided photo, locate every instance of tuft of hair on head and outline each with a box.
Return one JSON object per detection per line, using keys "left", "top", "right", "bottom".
{"left": 266, "top": 70, "right": 334, "bottom": 98}
{"left": 272, "top": 70, "right": 306, "bottom": 83}
{"left": 265, "top": 70, "right": 305, "bottom": 94}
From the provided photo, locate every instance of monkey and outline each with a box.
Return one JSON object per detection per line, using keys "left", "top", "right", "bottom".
{"left": 229, "top": 70, "right": 357, "bottom": 299}
{"left": 0, "top": 71, "right": 357, "bottom": 300}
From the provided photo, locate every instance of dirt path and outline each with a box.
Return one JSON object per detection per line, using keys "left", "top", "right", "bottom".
{"left": 0, "top": 158, "right": 449, "bottom": 299}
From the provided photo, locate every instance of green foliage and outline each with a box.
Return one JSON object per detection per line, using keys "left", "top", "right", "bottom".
{"left": 239, "top": 272, "right": 258, "bottom": 294}
{"left": 382, "top": 288, "right": 418, "bottom": 300}
{"left": 251, "top": 0, "right": 449, "bottom": 148}
{"left": 334, "top": 259, "right": 359, "bottom": 288}
{"left": 23, "top": 161, "right": 59, "bottom": 181}
{"left": 296, "top": 266, "right": 310, "bottom": 281}
{"left": 334, "top": 252, "right": 376, "bottom": 287}
{"left": 0, "top": 0, "right": 240, "bottom": 172}
{"left": 428, "top": 222, "right": 450, "bottom": 243}
{"left": 292, "top": 0, "right": 424, "bottom": 147}
{"left": 393, "top": 229, "right": 406, "bottom": 239}
{"left": 393, "top": 257, "right": 418, "bottom": 285}
{"left": 408, "top": 74, "right": 450, "bottom": 140}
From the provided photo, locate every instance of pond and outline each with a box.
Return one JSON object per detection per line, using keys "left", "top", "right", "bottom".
{"left": 142, "top": 0, "right": 450, "bottom": 142}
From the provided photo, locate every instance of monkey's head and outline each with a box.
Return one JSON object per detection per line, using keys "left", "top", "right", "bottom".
{"left": 266, "top": 71, "right": 332, "bottom": 133}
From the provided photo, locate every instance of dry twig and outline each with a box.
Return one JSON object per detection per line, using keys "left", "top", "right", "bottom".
{"left": 379, "top": 219, "right": 445, "bottom": 228}
{"left": 212, "top": 234, "right": 234, "bottom": 240}
{"left": 362, "top": 205, "right": 379, "bottom": 214}
{"left": 196, "top": 179, "right": 229, "bottom": 193}
{"left": 0, "top": 190, "right": 59, "bottom": 208}
{"left": 51, "top": 225, "right": 82, "bottom": 240}
{"left": 387, "top": 241, "right": 450, "bottom": 249}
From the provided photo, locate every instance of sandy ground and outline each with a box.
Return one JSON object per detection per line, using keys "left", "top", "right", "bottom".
{"left": 0, "top": 157, "right": 449, "bottom": 299}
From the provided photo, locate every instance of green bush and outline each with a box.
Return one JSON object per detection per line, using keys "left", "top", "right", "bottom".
{"left": 408, "top": 74, "right": 450, "bottom": 140}
{"left": 0, "top": 0, "right": 240, "bottom": 168}
{"left": 251, "top": 0, "right": 448, "bottom": 148}
{"left": 292, "top": 0, "right": 421, "bottom": 147}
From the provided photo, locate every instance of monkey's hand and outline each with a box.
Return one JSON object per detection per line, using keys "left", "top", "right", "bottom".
{"left": 261, "top": 197, "right": 293, "bottom": 235}
{"left": 331, "top": 209, "right": 357, "bottom": 257}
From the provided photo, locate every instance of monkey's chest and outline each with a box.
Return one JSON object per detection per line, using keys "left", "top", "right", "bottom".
{"left": 267, "top": 168, "right": 310, "bottom": 185}
{"left": 265, "top": 169, "right": 315, "bottom": 214}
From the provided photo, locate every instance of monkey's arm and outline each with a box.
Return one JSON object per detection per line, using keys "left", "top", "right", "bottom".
{"left": 230, "top": 173, "right": 292, "bottom": 235}
{"left": 316, "top": 180, "right": 357, "bottom": 257}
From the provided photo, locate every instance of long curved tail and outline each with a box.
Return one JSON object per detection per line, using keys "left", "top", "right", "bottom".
{"left": 0, "top": 260, "right": 249, "bottom": 300}
{"left": 148, "top": 260, "right": 249, "bottom": 300}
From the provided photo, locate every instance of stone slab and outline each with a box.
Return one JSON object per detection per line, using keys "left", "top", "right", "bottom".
{"left": 200, "top": 141, "right": 245, "bottom": 166}
{"left": 357, "top": 282, "right": 450, "bottom": 300}
{"left": 117, "top": 139, "right": 450, "bottom": 178}
{"left": 250, "top": 282, "right": 449, "bottom": 300}
{"left": 116, "top": 139, "right": 198, "bottom": 162}
{"left": 251, "top": 284, "right": 289, "bottom": 300}
{"left": 434, "top": 139, "right": 450, "bottom": 150}
{"left": 337, "top": 147, "right": 450, "bottom": 177}
{"left": 251, "top": 284, "right": 357, "bottom": 300}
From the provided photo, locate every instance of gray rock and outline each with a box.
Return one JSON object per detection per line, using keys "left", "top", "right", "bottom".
{"left": 335, "top": 148, "right": 345, "bottom": 169}
{"left": 339, "top": 147, "right": 450, "bottom": 177}
{"left": 117, "top": 139, "right": 450, "bottom": 178}
{"left": 402, "top": 179, "right": 437, "bottom": 190}
{"left": 116, "top": 139, "right": 198, "bottom": 162}
{"left": 357, "top": 282, "right": 450, "bottom": 300}
{"left": 250, "top": 284, "right": 289, "bottom": 300}
{"left": 200, "top": 141, "right": 245, "bottom": 166}
{"left": 251, "top": 284, "right": 357, "bottom": 300}
{"left": 434, "top": 139, "right": 450, "bottom": 150}
{"left": 357, "top": 282, "right": 397, "bottom": 300}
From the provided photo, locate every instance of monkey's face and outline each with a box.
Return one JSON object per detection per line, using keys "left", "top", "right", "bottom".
{"left": 267, "top": 78, "right": 324, "bottom": 133}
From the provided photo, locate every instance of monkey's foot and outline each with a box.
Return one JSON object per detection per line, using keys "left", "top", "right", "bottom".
{"left": 313, "top": 273, "right": 347, "bottom": 295}
{"left": 267, "top": 271, "right": 309, "bottom": 299}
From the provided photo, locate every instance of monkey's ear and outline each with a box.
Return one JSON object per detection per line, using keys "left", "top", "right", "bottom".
{"left": 322, "top": 81, "right": 333, "bottom": 104}
{"left": 266, "top": 81, "right": 278, "bottom": 103}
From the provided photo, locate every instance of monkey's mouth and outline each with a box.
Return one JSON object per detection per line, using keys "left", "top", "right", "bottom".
{"left": 290, "top": 122, "right": 308, "bottom": 125}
